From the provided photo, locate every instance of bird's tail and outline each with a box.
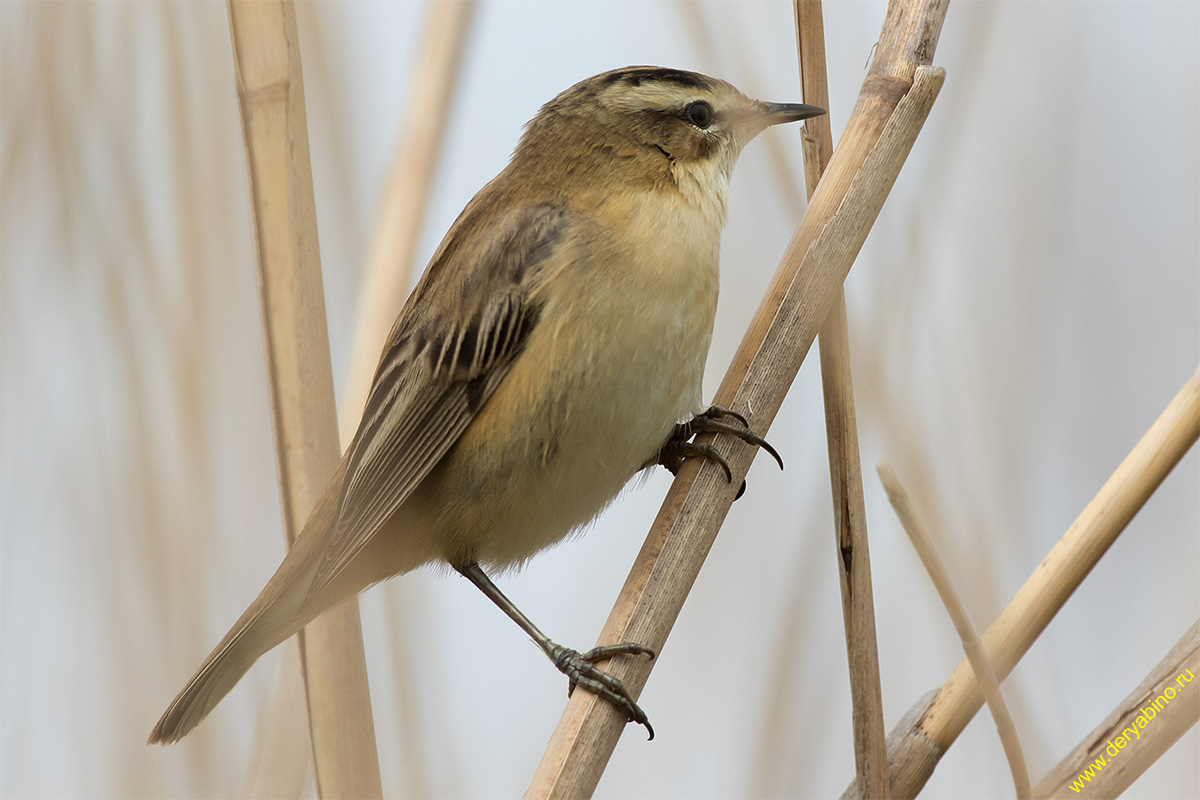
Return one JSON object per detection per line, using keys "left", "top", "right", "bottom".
{"left": 148, "top": 458, "right": 348, "bottom": 745}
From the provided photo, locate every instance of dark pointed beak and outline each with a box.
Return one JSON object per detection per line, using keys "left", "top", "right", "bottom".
{"left": 760, "top": 101, "right": 826, "bottom": 125}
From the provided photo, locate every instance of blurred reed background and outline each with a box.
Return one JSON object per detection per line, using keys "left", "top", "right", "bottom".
{"left": 1, "top": 1, "right": 1196, "bottom": 797}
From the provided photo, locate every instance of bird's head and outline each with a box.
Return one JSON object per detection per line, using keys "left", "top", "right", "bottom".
{"left": 512, "top": 66, "right": 824, "bottom": 215}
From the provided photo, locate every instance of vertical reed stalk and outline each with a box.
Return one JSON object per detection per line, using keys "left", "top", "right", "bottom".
{"left": 795, "top": 2, "right": 890, "bottom": 796}
{"left": 226, "top": 2, "right": 382, "bottom": 796}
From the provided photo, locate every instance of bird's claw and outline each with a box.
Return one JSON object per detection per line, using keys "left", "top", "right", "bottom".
{"left": 690, "top": 406, "right": 784, "bottom": 470}
{"left": 552, "top": 642, "right": 655, "bottom": 740}
{"left": 651, "top": 406, "right": 784, "bottom": 491}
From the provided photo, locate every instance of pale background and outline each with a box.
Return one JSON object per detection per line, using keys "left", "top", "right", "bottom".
{"left": 1, "top": 1, "right": 1197, "bottom": 797}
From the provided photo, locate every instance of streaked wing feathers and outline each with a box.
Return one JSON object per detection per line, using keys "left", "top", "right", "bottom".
{"left": 302, "top": 202, "right": 568, "bottom": 607}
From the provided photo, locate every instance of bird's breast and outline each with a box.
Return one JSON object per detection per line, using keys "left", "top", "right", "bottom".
{"left": 507, "top": 192, "right": 721, "bottom": 506}
{"left": 567, "top": 190, "right": 722, "bottom": 450}
{"left": 415, "top": 192, "right": 724, "bottom": 567}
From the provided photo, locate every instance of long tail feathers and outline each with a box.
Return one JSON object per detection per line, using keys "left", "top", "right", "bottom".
{"left": 147, "top": 586, "right": 299, "bottom": 744}
{"left": 148, "top": 458, "right": 348, "bottom": 745}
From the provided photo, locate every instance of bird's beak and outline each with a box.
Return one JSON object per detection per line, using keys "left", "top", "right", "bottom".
{"left": 759, "top": 101, "right": 826, "bottom": 126}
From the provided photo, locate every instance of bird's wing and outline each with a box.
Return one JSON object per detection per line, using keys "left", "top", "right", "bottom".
{"left": 303, "top": 201, "right": 571, "bottom": 607}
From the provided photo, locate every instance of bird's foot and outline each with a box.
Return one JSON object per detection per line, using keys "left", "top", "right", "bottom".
{"left": 652, "top": 406, "right": 783, "bottom": 497}
{"left": 548, "top": 642, "right": 655, "bottom": 740}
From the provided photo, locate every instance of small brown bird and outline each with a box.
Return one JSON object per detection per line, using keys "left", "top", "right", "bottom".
{"left": 150, "top": 66, "right": 822, "bottom": 744}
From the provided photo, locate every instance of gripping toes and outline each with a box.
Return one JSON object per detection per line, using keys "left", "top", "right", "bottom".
{"left": 550, "top": 643, "right": 656, "bottom": 740}
{"left": 652, "top": 405, "right": 784, "bottom": 486}
{"left": 693, "top": 406, "right": 784, "bottom": 470}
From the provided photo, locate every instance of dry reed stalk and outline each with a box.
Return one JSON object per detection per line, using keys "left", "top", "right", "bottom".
{"left": 525, "top": 2, "right": 948, "bottom": 795}
{"left": 1034, "top": 620, "right": 1199, "bottom": 798}
{"left": 243, "top": 6, "right": 475, "bottom": 793}
{"left": 796, "top": 2, "right": 890, "bottom": 796}
{"left": 226, "top": 2, "right": 382, "bottom": 797}
{"left": 876, "top": 461, "right": 1031, "bottom": 798}
{"left": 338, "top": 0, "right": 477, "bottom": 441}
{"left": 843, "top": 369, "right": 1200, "bottom": 798}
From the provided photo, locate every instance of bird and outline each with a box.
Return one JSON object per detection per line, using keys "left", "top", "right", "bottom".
{"left": 149, "top": 65, "right": 823, "bottom": 745}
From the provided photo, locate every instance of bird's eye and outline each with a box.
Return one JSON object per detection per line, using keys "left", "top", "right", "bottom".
{"left": 684, "top": 101, "right": 714, "bottom": 129}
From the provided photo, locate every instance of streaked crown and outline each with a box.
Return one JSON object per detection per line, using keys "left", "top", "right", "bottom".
{"left": 509, "top": 66, "right": 821, "bottom": 210}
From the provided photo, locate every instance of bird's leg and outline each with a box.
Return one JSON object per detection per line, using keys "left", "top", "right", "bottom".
{"left": 455, "top": 562, "right": 656, "bottom": 739}
{"left": 648, "top": 406, "right": 783, "bottom": 497}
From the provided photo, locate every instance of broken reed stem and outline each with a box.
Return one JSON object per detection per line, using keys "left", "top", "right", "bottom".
{"left": 1033, "top": 619, "right": 1199, "bottom": 798}
{"left": 876, "top": 461, "right": 1031, "bottom": 799}
{"left": 338, "top": 0, "right": 476, "bottom": 442}
{"left": 843, "top": 369, "right": 1200, "bottom": 798}
{"left": 525, "top": 2, "right": 948, "bottom": 796}
{"left": 795, "top": 1, "right": 889, "bottom": 797}
{"left": 226, "top": 2, "right": 382, "bottom": 797}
